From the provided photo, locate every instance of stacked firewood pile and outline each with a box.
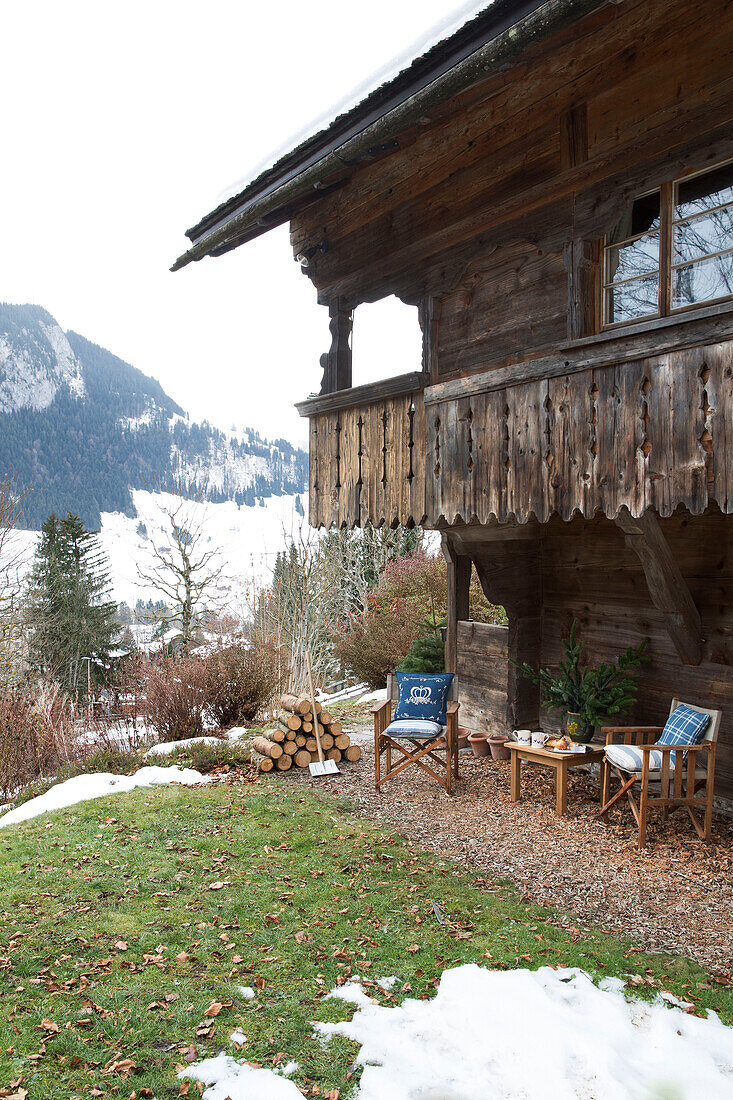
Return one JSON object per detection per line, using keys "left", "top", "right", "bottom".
{"left": 252, "top": 693, "right": 362, "bottom": 774}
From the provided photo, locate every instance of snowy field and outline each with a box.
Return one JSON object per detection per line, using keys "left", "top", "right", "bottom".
{"left": 9, "top": 488, "right": 308, "bottom": 615}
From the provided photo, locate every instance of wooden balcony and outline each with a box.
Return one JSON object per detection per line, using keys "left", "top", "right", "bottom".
{"left": 297, "top": 323, "right": 733, "bottom": 529}
{"left": 296, "top": 373, "right": 427, "bottom": 529}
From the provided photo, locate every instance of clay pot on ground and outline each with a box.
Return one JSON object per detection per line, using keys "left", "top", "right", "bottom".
{"left": 467, "top": 732, "right": 491, "bottom": 757}
{"left": 488, "top": 733, "right": 511, "bottom": 762}
{"left": 457, "top": 727, "right": 470, "bottom": 750}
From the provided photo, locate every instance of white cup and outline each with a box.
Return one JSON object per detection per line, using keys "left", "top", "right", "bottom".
{"left": 514, "top": 729, "right": 531, "bottom": 746}
{"left": 531, "top": 731, "right": 548, "bottom": 748}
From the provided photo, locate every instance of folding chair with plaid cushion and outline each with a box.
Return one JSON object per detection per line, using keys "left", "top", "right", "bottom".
{"left": 599, "top": 699, "right": 721, "bottom": 847}
{"left": 373, "top": 673, "right": 459, "bottom": 794}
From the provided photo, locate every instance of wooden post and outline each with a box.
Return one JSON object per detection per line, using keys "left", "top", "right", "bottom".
{"left": 473, "top": 530, "right": 543, "bottom": 730}
{"left": 441, "top": 534, "right": 471, "bottom": 675}
{"left": 319, "top": 298, "right": 353, "bottom": 394}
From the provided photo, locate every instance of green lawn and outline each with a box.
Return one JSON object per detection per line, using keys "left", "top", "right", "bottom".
{"left": 1, "top": 777, "right": 730, "bottom": 1098}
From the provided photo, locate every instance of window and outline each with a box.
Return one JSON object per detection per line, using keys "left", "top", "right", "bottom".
{"left": 604, "top": 161, "right": 733, "bottom": 326}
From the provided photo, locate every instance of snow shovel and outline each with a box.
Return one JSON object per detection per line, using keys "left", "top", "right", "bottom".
{"left": 306, "top": 652, "right": 340, "bottom": 778}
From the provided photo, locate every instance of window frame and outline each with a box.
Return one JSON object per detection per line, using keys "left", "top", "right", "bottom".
{"left": 602, "top": 158, "right": 733, "bottom": 329}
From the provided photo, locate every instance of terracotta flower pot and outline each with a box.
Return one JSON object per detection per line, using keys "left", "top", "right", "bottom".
{"left": 488, "top": 734, "right": 511, "bottom": 762}
{"left": 467, "top": 732, "right": 491, "bottom": 757}
{"left": 457, "top": 726, "right": 470, "bottom": 750}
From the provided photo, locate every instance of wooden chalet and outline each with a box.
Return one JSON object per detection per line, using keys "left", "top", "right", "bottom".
{"left": 175, "top": 0, "right": 733, "bottom": 800}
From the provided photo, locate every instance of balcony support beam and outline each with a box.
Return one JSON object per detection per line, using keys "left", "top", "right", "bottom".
{"left": 616, "top": 507, "right": 703, "bottom": 666}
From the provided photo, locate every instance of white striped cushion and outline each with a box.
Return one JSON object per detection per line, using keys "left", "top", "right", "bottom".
{"left": 385, "top": 719, "right": 443, "bottom": 738}
{"left": 605, "top": 743, "right": 667, "bottom": 774}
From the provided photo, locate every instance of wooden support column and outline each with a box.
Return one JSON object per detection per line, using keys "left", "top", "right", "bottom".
{"left": 472, "top": 530, "right": 543, "bottom": 730}
{"left": 319, "top": 298, "right": 353, "bottom": 395}
{"left": 441, "top": 533, "right": 471, "bottom": 675}
{"left": 616, "top": 507, "right": 704, "bottom": 665}
{"left": 560, "top": 101, "right": 600, "bottom": 340}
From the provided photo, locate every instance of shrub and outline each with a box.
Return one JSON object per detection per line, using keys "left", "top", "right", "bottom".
{"left": 0, "top": 682, "right": 77, "bottom": 799}
{"left": 398, "top": 626, "right": 445, "bottom": 673}
{"left": 141, "top": 655, "right": 212, "bottom": 743}
{"left": 207, "top": 637, "right": 282, "bottom": 729}
{"left": 333, "top": 553, "right": 506, "bottom": 688}
{"left": 165, "top": 740, "right": 252, "bottom": 774}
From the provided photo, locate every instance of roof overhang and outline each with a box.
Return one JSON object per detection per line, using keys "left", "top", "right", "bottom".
{"left": 172, "top": 0, "right": 607, "bottom": 272}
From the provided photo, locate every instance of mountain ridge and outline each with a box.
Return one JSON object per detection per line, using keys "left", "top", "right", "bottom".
{"left": 0, "top": 302, "right": 307, "bottom": 529}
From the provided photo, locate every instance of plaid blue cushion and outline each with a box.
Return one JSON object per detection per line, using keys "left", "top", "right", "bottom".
{"left": 658, "top": 704, "right": 710, "bottom": 766}
{"left": 659, "top": 704, "right": 710, "bottom": 746}
{"left": 385, "top": 719, "right": 443, "bottom": 738}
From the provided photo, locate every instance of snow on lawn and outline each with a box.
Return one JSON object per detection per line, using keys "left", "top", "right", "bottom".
{"left": 312, "top": 965, "right": 733, "bottom": 1099}
{"left": 179, "top": 1053, "right": 301, "bottom": 1099}
{"left": 0, "top": 766, "right": 207, "bottom": 829}
{"left": 145, "top": 736, "right": 223, "bottom": 757}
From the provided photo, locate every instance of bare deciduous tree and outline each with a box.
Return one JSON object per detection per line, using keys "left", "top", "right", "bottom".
{"left": 137, "top": 490, "right": 224, "bottom": 651}
{"left": 0, "top": 475, "right": 28, "bottom": 687}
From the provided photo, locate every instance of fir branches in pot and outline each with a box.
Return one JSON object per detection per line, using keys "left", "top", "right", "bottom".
{"left": 514, "top": 620, "right": 649, "bottom": 742}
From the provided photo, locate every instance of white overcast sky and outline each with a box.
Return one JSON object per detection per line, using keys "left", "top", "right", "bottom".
{"left": 1, "top": 1, "right": 484, "bottom": 446}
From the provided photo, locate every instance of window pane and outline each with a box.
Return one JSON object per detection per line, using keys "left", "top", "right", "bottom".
{"left": 608, "top": 191, "right": 661, "bottom": 245}
{"left": 676, "top": 162, "right": 733, "bottom": 220}
{"left": 672, "top": 252, "right": 733, "bottom": 308}
{"left": 674, "top": 207, "right": 733, "bottom": 264}
{"left": 606, "top": 232, "right": 659, "bottom": 284}
{"left": 606, "top": 274, "right": 659, "bottom": 323}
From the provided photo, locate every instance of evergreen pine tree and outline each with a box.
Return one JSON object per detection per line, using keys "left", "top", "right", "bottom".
{"left": 25, "top": 512, "right": 119, "bottom": 697}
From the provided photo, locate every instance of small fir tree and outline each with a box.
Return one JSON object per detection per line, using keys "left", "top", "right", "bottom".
{"left": 25, "top": 512, "right": 119, "bottom": 697}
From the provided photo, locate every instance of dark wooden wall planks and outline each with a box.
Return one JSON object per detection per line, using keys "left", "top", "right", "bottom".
{"left": 538, "top": 509, "right": 733, "bottom": 798}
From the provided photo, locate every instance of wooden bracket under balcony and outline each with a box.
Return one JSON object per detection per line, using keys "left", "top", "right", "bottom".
{"left": 616, "top": 507, "right": 703, "bottom": 666}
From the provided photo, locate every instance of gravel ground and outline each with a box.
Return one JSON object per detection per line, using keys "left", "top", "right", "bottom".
{"left": 286, "top": 723, "right": 733, "bottom": 976}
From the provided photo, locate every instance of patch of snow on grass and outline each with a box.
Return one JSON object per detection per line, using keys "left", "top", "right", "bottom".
{"left": 145, "top": 736, "right": 223, "bottom": 757}
{"left": 374, "top": 975, "right": 398, "bottom": 991}
{"left": 238, "top": 986, "right": 256, "bottom": 1000}
{"left": 179, "top": 1053, "right": 302, "bottom": 1099}
{"left": 315, "top": 964, "right": 733, "bottom": 1099}
{"left": 229, "top": 1029, "right": 247, "bottom": 1045}
{"left": 0, "top": 766, "right": 208, "bottom": 829}
{"left": 227, "top": 727, "right": 251, "bottom": 741}
{"left": 325, "top": 980, "right": 375, "bottom": 1008}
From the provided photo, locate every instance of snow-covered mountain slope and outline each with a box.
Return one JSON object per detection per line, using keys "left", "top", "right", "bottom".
{"left": 0, "top": 303, "right": 308, "bottom": 529}
{"left": 0, "top": 304, "right": 85, "bottom": 412}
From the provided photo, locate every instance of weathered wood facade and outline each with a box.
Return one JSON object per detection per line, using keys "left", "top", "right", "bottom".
{"left": 176, "top": 0, "right": 733, "bottom": 799}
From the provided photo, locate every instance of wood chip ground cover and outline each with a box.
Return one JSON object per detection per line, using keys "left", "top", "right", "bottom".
{"left": 289, "top": 732, "right": 733, "bottom": 974}
{"left": 0, "top": 774, "right": 731, "bottom": 1098}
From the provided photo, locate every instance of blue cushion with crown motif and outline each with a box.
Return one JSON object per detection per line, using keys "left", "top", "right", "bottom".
{"left": 394, "top": 672, "right": 454, "bottom": 725}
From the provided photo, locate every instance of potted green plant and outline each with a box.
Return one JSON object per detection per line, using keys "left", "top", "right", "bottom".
{"left": 513, "top": 620, "right": 649, "bottom": 742}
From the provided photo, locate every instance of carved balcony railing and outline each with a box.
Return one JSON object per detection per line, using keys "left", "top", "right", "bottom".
{"left": 297, "top": 328, "right": 733, "bottom": 530}
{"left": 296, "top": 373, "right": 427, "bottom": 528}
{"left": 424, "top": 337, "right": 732, "bottom": 525}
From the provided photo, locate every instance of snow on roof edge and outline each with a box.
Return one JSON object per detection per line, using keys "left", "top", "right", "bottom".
{"left": 207, "top": 2, "right": 494, "bottom": 221}
{"left": 184, "top": 1, "right": 498, "bottom": 243}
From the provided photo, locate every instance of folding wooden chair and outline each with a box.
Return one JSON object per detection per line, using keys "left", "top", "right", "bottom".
{"left": 373, "top": 674, "right": 460, "bottom": 794}
{"left": 599, "top": 699, "right": 721, "bottom": 847}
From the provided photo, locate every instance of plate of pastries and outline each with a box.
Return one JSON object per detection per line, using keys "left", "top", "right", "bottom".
{"left": 545, "top": 736, "right": 580, "bottom": 753}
